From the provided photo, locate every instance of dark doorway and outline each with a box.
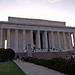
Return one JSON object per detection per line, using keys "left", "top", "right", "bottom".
{"left": 47, "top": 32, "right": 49, "bottom": 49}
{"left": 33, "top": 32, "right": 36, "bottom": 49}
{"left": 40, "top": 33, "right": 43, "bottom": 49}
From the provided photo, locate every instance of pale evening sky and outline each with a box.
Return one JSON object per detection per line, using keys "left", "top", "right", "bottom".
{"left": 0, "top": 0, "right": 75, "bottom": 27}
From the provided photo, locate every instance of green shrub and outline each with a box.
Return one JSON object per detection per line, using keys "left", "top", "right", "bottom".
{"left": 27, "top": 57, "right": 75, "bottom": 75}
{"left": 0, "top": 48, "right": 8, "bottom": 61}
{"left": 0, "top": 48, "right": 15, "bottom": 61}
{"left": 6, "top": 48, "right": 15, "bottom": 60}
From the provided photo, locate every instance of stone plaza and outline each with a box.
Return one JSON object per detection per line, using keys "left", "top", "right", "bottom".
{"left": 0, "top": 17, "right": 75, "bottom": 57}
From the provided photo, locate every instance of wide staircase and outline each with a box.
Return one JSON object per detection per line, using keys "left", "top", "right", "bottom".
{"left": 32, "top": 52, "right": 72, "bottom": 59}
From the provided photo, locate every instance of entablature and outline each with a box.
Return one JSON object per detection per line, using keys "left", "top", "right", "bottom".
{"left": 0, "top": 23, "right": 75, "bottom": 33}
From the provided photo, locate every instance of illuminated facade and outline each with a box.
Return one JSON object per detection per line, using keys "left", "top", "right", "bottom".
{"left": 0, "top": 17, "right": 75, "bottom": 56}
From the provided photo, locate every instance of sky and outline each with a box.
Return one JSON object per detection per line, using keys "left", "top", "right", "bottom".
{"left": 0, "top": 0, "right": 75, "bottom": 27}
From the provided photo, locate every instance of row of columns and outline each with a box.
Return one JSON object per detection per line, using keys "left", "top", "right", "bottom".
{"left": 0, "top": 28, "right": 74, "bottom": 51}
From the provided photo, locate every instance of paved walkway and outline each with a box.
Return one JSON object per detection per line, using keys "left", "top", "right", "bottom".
{"left": 14, "top": 60, "right": 67, "bottom": 75}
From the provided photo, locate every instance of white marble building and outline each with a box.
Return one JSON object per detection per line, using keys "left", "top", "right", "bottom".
{"left": 0, "top": 17, "right": 75, "bottom": 56}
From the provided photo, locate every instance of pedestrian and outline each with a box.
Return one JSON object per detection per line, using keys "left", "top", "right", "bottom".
{"left": 17, "top": 55, "right": 19, "bottom": 61}
{"left": 24, "top": 56, "right": 27, "bottom": 62}
{"left": 66, "top": 54, "right": 68, "bottom": 59}
{"left": 71, "top": 53, "right": 75, "bottom": 61}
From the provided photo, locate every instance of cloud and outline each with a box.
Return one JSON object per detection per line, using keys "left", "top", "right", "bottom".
{"left": 16, "top": 0, "right": 30, "bottom": 3}
{"left": 24, "top": 0, "right": 30, "bottom": 3}
{"left": 41, "top": 0, "right": 62, "bottom": 3}
{"left": 42, "top": 0, "right": 45, "bottom": 2}
{"left": 48, "top": 0, "right": 61, "bottom": 2}
{"left": 16, "top": 0, "right": 61, "bottom": 3}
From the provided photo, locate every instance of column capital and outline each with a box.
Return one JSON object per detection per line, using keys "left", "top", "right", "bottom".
{"left": 44, "top": 31, "right": 47, "bottom": 33}
{"left": 44, "top": 30, "right": 47, "bottom": 32}
{"left": 23, "top": 29, "right": 26, "bottom": 31}
{"left": 30, "top": 30, "right": 33, "bottom": 32}
{"left": 7, "top": 28, "right": 11, "bottom": 30}
{"left": 15, "top": 29, "right": 18, "bottom": 30}
{"left": 37, "top": 30, "right": 40, "bottom": 32}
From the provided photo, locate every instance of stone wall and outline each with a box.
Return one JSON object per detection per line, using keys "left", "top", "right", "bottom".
{"left": 8, "top": 17, "right": 65, "bottom": 27}
{"left": 32, "top": 52, "right": 71, "bottom": 59}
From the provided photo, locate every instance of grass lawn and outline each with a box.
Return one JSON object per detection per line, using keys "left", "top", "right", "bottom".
{"left": 0, "top": 61, "right": 26, "bottom": 75}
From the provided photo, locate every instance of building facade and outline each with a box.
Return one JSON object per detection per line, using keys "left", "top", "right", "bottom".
{"left": 0, "top": 17, "right": 75, "bottom": 56}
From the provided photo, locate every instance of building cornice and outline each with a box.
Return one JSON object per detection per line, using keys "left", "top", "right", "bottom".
{"left": 0, "top": 21, "right": 75, "bottom": 29}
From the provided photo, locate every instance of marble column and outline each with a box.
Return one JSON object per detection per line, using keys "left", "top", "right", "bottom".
{"left": 30, "top": 30, "right": 33, "bottom": 51}
{"left": 15, "top": 29, "right": 18, "bottom": 51}
{"left": 73, "top": 33, "right": 75, "bottom": 47}
{"left": 7, "top": 29, "right": 10, "bottom": 48}
{"left": 44, "top": 31, "right": 48, "bottom": 50}
{"left": 68, "top": 32, "right": 72, "bottom": 49}
{"left": 57, "top": 31, "right": 61, "bottom": 49}
{"left": 0, "top": 28, "right": 3, "bottom": 48}
{"left": 23, "top": 30, "right": 26, "bottom": 50}
{"left": 37, "top": 30, "right": 41, "bottom": 49}
{"left": 63, "top": 32, "right": 67, "bottom": 50}
{"left": 48, "top": 32, "right": 51, "bottom": 49}
{"left": 51, "top": 31, "right": 54, "bottom": 48}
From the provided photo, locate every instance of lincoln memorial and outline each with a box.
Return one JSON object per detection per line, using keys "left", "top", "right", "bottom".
{"left": 0, "top": 17, "right": 75, "bottom": 57}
